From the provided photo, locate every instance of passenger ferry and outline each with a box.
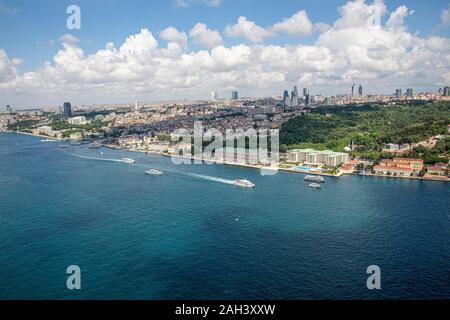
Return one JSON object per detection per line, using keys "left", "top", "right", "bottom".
{"left": 304, "top": 175, "right": 325, "bottom": 183}
{"left": 145, "top": 169, "right": 163, "bottom": 176}
{"left": 308, "top": 183, "right": 322, "bottom": 189}
{"left": 120, "top": 158, "right": 135, "bottom": 164}
{"left": 233, "top": 179, "right": 255, "bottom": 188}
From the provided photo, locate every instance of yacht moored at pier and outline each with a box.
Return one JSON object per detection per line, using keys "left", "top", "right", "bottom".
{"left": 304, "top": 175, "right": 325, "bottom": 183}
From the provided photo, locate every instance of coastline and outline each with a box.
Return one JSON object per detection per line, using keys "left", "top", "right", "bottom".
{"left": 4, "top": 132, "right": 448, "bottom": 183}
{"left": 12, "top": 131, "right": 65, "bottom": 141}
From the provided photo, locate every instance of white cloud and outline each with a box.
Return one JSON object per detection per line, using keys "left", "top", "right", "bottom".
{"left": 386, "top": 5, "right": 414, "bottom": 31}
{"left": 59, "top": 34, "right": 79, "bottom": 44}
{"left": 225, "top": 16, "right": 273, "bottom": 43}
{"left": 441, "top": 3, "right": 450, "bottom": 27}
{"left": 1, "top": 0, "right": 450, "bottom": 107}
{"left": 189, "top": 23, "right": 223, "bottom": 48}
{"left": 159, "top": 27, "right": 188, "bottom": 47}
{"left": 0, "top": 49, "right": 19, "bottom": 83}
{"left": 271, "top": 10, "right": 314, "bottom": 37}
{"left": 334, "top": 0, "right": 387, "bottom": 30}
{"left": 314, "top": 22, "right": 332, "bottom": 34}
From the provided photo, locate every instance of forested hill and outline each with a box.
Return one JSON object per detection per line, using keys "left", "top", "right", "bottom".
{"left": 280, "top": 102, "right": 450, "bottom": 158}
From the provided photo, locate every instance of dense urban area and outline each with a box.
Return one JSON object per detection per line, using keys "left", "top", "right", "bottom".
{"left": 1, "top": 86, "right": 450, "bottom": 181}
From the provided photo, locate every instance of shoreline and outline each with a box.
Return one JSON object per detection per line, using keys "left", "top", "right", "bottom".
{"left": 12, "top": 131, "right": 65, "bottom": 141}
{"left": 4, "top": 132, "right": 448, "bottom": 183}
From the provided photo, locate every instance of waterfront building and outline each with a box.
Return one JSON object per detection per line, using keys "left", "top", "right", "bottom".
{"left": 373, "top": 165, "right": 413, "bottom": 177}
{"left": 379, "top": 158, "right": 424, "bottom": 174}
{"left": 63, "top": 102, "right": 72, "bottom": 120}
{"left": 287, "top": 149, "right": 350, "bottom": 166}
{"left": 425, "top": 163, "right": 448, "bottom": 176}
{"left": 215, "top": 147, "right": 259, "bottom": 165}
{"left": 68, "top": 116, "right": 87, "bottom": 125}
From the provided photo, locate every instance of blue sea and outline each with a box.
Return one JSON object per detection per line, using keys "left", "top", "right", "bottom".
{"left": 0, "top": 133, "right": 449, "bottom": 300}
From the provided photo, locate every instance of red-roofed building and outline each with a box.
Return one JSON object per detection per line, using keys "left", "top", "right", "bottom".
{"left": 373, "top": 165, "right": 414, "bottom": 177}
{"left": 426, "top": 163, "right": 448, "bottom": 176}
{"left": 379, "top": 157, "right": 424, "bottom": 174}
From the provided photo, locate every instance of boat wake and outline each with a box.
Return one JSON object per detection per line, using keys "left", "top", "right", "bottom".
{"left": 68, "top": 153, "right": 124, "bottom": 163}
{"left": 183, "top": 172, "right": 235, "bottom": 185}
{"left": 68, "top": 152, "right": 238, "bottom": 186}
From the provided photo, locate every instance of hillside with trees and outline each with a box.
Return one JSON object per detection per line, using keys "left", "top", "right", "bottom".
{"left": 280, "top": 102, "right": 450, "bottom": 161}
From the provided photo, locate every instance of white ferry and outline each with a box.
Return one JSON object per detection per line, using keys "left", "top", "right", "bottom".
{"left": 308, "top": 183, "right": 322, "bottom": 189}
{"left": 145, "top": 169, "right": 163, "bottom": 176}
{"left": 120, "top": 158, "right": 135, "bottom": 164}
{"left": 233, "top": 179, "right": 255, "bottom": 188}
{"left": 304, "top": 175, "right": 325, "bottom": 183}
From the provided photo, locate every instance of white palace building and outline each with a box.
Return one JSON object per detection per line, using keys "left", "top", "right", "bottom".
{"left": 287, "top": 149, "right": 350, "bottom": 167}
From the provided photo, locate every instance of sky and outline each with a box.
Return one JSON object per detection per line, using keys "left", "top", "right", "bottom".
{"left": 1, "top": 0, "right": 450, "bottom": 108}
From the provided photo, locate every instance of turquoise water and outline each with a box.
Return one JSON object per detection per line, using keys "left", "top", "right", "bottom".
{"left": 0, "top": 133, "right": 449, "bottom": 300}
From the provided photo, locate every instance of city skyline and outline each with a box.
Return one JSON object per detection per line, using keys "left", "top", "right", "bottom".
{"left": 1, "top": 0, "right": 450, "bottom": 108}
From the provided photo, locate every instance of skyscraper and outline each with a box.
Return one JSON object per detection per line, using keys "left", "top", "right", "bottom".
{"left": 211, "top": 91, "right": 219, "bottom": 101}
{"left": 6, "top": 105, "right": 12, "bottom": 115}
{"left": 283, "top": 90, "right": 289, "bottom": 105}
{"left": 231, "top": 91, "right": 239, "bottom": 100}
{"left": 305, "top": 94, "right": 310, "bottom": 106}
{"left": 358, "top": 85, "right": 363, "bottom": 96}
{"left": 444, "top": 86, "right": 450, "bottom": 97}
{"left": 291, "top": 86, "right": 299, "bottom": 107}
{"left": 406, "top": 88, "right": 413, "bottom": 97}
{"left": 352, "top": 84, "right": 356, "bottom": 96}
{"left": 303, "top": 88, "right": 309, "bottom": 97}
{"left": 63, "top": 102, "right": 72, "bottom": 120}
{"left": 396, "top": 89, "right": 402, "bottom": 98}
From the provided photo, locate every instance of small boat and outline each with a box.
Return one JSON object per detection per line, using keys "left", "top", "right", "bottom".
{"left": 308, "top": 183, "right": 322, "bottom": 189}
{"left": 233, "top": 179, "right": 255, "bottom": 188}
{"left": 100, "top": 152, "right": 104, "bottom": 155}
{"left": 145, "top": 169, "right": 163, "bottom": 176}
{"left": 89, "top": 142, "right": 103, "bottom": 149}
{"left": 120, "top": 158, "right": 135, "bottom": 164}
{"left": 304, "top": 175, "right": 325, "bottom": 183}
{"left": 58, "top": 144, "right": 69, "bottom": 149}
{"left": 41, "top": 139, "right": 56, "bottom": 142}
{"left": 260, "top": 166, "right": 279, "bottom": 176}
